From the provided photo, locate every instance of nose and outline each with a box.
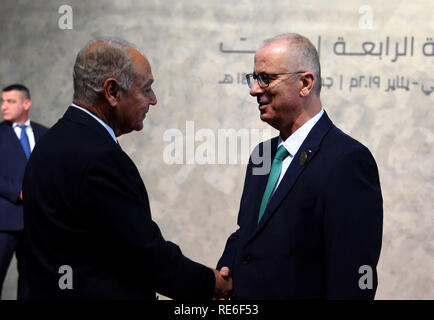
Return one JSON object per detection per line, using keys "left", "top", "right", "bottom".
{"left": 150, "top": 90, "right": 157, "bottom": 106}
{"left": 249, "top": 78, "right": 264, "bottom": 97}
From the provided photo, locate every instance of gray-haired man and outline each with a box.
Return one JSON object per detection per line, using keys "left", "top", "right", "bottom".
{"left": 21, "top": 38, "right": 232, "bottom": 300}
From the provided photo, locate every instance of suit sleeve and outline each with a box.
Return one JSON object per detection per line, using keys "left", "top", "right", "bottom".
{"left": 0, "top": 175, "right": 21, "bottom": 203}
{"left": 78, "top": 150, "right": 215, "bottom": 300}
{"left": 217, "top": 229, "right": 240, "bottom": 271}
{"left": 324, "top": 145, "right": 383, "bottom": 299}
{"left": 217, "top": 159, "right": 253, "bottom": 271}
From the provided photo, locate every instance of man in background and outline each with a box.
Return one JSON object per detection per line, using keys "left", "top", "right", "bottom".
{"left": 21, "top": 38, "right": 232, "bottom": 300}
{"left": 218, "top": 33, "right": 383, "bottom": 299}
{"left": 0, "top": 84, "right": 48, "bottom": 299}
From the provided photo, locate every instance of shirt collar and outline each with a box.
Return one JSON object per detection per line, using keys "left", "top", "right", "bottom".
{"left": 278, "top": 109, "right": 324, "bottom": 156}
{"left": 70, "top": 103, "right": 117, "bottom": 143}
{"left": 12, "top": 119, "right": 31, "bottom": 128}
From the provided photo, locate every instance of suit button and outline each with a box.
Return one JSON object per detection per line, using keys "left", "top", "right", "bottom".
{"left": 243, "top": 255, "right": 251, "bottom": 264}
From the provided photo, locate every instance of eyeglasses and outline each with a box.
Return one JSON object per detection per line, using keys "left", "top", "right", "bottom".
{"left": 245, "top": 71, "right": 306, "bottom": 88}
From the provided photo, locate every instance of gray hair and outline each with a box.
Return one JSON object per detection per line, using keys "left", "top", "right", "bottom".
{"left": 73, "top": 38, "right": 136, "bottom": 104}
{"left": 263, "top": 33, "right": 322, "bottom": 95}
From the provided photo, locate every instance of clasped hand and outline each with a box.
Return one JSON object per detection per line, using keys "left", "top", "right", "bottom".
{"left": 213, "top": 267, "right": 232, "bottom": 300}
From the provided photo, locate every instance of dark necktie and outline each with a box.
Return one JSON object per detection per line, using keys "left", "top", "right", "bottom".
{"left": 18, "top": 124, "right": 31, "bottom": 159}
{"left": 258, "top": 145, "right": 289, "bottom": 223}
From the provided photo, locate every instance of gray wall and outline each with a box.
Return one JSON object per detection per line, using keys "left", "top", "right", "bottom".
{"left": 1, "top": 0, "right": 433, "bottom": 299}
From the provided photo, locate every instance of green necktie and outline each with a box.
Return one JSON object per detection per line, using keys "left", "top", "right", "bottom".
{"left": 258, "top": 145, "right": 290, "bottom": 223}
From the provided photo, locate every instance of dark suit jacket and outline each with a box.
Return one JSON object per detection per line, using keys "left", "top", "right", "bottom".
{"left": 22, "top": 106, "right": 215, "bottom": 300}
{"left": 0, "top": 121, "right": 47, "bottom": 231}
{"left": 217, "top": 111, "right": 383, "bottom": 300}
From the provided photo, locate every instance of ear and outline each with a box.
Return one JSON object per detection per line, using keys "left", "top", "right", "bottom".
{"left": 103, "top": 78, "right": 121, "bottom": 107}
{"left": 23, "top": 98, "right": 31, "bottom": 111}
{"left": 299, "top": 72, "right": 315, "bottom": 97}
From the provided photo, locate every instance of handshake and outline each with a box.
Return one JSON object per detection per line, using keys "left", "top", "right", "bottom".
{"left": 213, "top": 267, "right": 233, "bottom": 300}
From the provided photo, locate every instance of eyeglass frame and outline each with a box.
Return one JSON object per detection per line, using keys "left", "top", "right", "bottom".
{"left": 245, "top": 71, "right": 306, "bottom": 88}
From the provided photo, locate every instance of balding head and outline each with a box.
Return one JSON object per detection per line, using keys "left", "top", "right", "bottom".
{"left": 250, "top": 33, "right": 322, "bottom": 138}
{"left": 261, "top": 33, "right": 321, "bottom": 96}
{"left": 73, "top": 38, "right": 139, "bottom": 105}
{"left": 72, "top": 38, "right": 157, "bottom": 137}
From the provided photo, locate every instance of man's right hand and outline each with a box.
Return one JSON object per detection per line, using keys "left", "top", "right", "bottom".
{"left": 213, "top": 267, "right": 232, "bottom": 300}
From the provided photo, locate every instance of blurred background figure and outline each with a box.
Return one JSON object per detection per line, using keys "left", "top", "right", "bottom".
{"left": 0, "top": 84, "right": 48, "bottom": 299}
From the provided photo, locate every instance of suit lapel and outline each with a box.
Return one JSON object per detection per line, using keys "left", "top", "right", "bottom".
{"left": 3, "top": 122, "right": 28, "bottom": 161}
{"left": 244, "top": 111, "right": 334, "bottom": 246}
{"left": 31, "top": 122, "right": 43, "bottom": 142}
{"left": 241, "top": 137, "right": 278, "bottom": 240}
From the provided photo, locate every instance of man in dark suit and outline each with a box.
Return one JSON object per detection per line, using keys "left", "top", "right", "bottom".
{"left": 217, "top": 33, "right": 383, "bottom": 299}
{"left": 21, "top": 38, "right": 232, "bottom": 300}
{"left": 0, "top": 84, "right": 48, "bottom": 298}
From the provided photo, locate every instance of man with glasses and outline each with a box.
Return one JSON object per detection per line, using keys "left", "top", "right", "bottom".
{"left": 217, "top": 33, "right": 383, "bottom": 299}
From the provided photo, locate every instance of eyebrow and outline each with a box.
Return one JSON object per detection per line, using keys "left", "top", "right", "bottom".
{"left": 143, "top": 79, "right": 153, "bottom": 87}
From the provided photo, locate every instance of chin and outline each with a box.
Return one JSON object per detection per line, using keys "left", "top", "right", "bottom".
{"left": 135, "top": 122, "right": 144, "bottom": 131}
{"left": 260, "top": 112, "right": 272, "bottom": 123}
{"left": 260, "top": 115, "right": 279, "bottom": 129}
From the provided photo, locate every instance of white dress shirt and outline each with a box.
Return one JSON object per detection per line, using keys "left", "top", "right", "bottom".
{"left": 273, "top": 109, "right": 325, "bottom": 194}
{"left": 13, "top": 119, "right": 36, "bottom": 151}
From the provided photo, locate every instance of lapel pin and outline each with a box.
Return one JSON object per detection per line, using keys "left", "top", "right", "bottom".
{"left": 299, "top": 149, "right": 312, "bottom": 166}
